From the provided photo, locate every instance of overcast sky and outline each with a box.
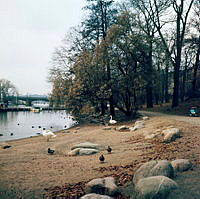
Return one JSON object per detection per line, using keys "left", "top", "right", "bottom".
{"left": 0, "top": 0, "right": 87, "bottom": 95}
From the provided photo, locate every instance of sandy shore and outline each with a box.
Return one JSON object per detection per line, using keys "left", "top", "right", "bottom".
{"left": 0, "top": 114, "right": 200, "bottom": 198}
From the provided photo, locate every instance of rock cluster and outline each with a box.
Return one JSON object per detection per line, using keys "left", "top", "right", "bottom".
{"left": 80, "top": 158, "right": 192, "bottom": 199}
{"left": 131, "top": 159, "right": 193, "bottom": 199}
{"left": 114, "top": 120, "right": 145, "bottom": 133}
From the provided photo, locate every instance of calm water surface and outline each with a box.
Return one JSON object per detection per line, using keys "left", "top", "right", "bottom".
{"left": 0, "top": 110, "right": 75, "bottom": 142}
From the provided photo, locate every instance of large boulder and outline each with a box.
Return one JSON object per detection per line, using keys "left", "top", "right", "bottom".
{"left": 71, "top": 142, "right": 103, "bottom": 150}
{"left": 171, "top": 159, "right": 193, "bottom": 172}
{"left": 81, "top": 193, "right": 113, "bottom": 199}
{"left": 133, "top": 176, "right": 178, "bottom": 199}
{"left": 133, "top": 160, "right": 174, "bottom": 185}
{"left": 68, "top": 148, "right": 99, "bottom": 156}
{"left": 162, "top": 128, "right": 180, "bottom": 143}
{"left": 86, "top": 177, "right": 120, "bottom": 196}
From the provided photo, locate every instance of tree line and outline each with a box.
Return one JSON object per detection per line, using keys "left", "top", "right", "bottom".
{"left": 49, "top": 0, "right": 199, "bottom": 118}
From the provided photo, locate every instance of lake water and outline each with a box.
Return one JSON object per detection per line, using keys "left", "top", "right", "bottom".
{"left": 0, "top": 110, "right": 75, "bottom": 142}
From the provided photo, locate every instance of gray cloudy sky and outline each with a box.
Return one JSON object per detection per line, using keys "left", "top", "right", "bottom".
{"left": 0, "top": 0, "right": 86, "bottom": 95}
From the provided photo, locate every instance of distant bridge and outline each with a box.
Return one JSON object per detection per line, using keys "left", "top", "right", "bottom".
{"left": 5, "top": 95, "right": 49, "bottom": 106}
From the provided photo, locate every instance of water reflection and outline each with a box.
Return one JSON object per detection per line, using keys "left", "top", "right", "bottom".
{"left": 0, "top": 110, "right": 75, "bottom": 142}
{"left": 0, "top": 111, "right": 18, "bottom": 126}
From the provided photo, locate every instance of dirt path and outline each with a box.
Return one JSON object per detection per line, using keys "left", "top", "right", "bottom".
{"left": 141, "top": 111, "right": 200, "bottom": 126}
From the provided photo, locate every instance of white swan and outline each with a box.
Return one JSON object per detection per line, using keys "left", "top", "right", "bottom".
{"left": 42, "top": 130, "right": 56, "bottom": 142}
{"left": 109, "top": 115, "right": 117, "bottom": 125}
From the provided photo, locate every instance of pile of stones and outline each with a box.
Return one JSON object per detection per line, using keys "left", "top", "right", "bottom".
{"left": 80, "top": 159, "right": 192, "bottom": 199}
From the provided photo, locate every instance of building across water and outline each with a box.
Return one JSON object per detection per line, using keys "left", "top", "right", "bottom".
{"left": 32, "top": 100, "right": 50, "bottom": 110}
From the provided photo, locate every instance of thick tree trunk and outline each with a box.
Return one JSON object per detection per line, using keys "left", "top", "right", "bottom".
{"left": 172, "top": 12, "right": 182, "bottom": 108}
{"left": 172, "top": 62, "right": 180, "bottom": 107}
{"left": 146, "top": 40, "right": 153, "bottom": 108}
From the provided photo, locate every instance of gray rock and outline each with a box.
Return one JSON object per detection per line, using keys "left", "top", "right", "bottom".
{"left": 116, "top": 125, "right": 130, "bottom": 131}
{"left": 144, "top": 134, "right": 155, "bottom": 140}
{"left": 171, "top": 159, "right": 193, "bottom": 172}
{"left": 133, "top": 160, "right": 174, "bottom": 185}
{"left": 81, "top": 193, "right": 113, "bottom": 199}
{"left": 135, "top": 120, "right": 145, "bottom": 125}
{"left": 71, "top": 142, "right": 103, "bottom": 150}
{"left": 133, "top": 176, "right": 178, "bottom": 199}
{"left": 86, "top": 177, "right": 120, "bottom": 196}
{"left": 162, "top": 128, "right": 180, "bottom": 143}
{"left": 143, "top": 131, "right": 156, "bottom": 140}
{"left": 130, "top": 121, "right": 144, "bottom": 131}
{"left": 142, "top": 116, "right": 149, "bottom": 120}
{"left": 79, "top": 148, "right": 99, "bottom": 155}
{"left": 103, "top": 127, "right": 112, "bottom": 130}
{"left": 68, "top": 148, "right": 99, "bottom": 156}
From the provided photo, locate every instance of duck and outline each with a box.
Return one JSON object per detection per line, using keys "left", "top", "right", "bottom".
{"left": 109, "top": 115, "right": 117, "bottom": 125}
{"left": 3, "top": 145, "right": 11, "bottom": 149}
{"left": 99, "top": 154, "right": 105, "bottom": 163}
{"left": 107, "top": 146, "right": 112, "bottom": 153}
{"left": 42, "top": 130, "right": 56, "bottom": 142}
{"left": 48, "top": 148, "right": 55, "bottom": 155}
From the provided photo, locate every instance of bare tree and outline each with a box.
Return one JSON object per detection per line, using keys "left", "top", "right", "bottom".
{"left": 0, "top": 79, "right": 18, "bottom": 103}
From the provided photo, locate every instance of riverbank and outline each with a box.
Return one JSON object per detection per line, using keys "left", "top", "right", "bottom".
{"left": 0, "top": 113, "right": 200, "bottom": 198}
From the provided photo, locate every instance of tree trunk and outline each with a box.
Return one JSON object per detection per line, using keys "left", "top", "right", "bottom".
{"left": 146, "top": 39, "right": 153, "bottom": 108}
{"left": 165, "top": 65, "right": 169, "bottom": 103}
{"left": 192, "top": 38, "right": 200, "bottom": 97}
{"left": 109, "top": 95, "right": 115, "bottom": 116}
{"left": 146, "top": 85, "right": 153, "bottom": 108}
{"left": 180, "top": 63, "right": 187, "bottom": 102}
{"left": 172, "top": 11, "right": 182, "bottom": 108}
{"left": 100, "top": 101, "right": 106, "bottom": 115}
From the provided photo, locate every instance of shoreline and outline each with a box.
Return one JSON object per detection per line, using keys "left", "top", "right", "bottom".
{"left": 0, "top": 114, "right": 200, "bottom": 198}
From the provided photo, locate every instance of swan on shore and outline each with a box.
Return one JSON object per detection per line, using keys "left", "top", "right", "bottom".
{"left": 109, "top": 115, "right": 117, "bottom": 125}
{"left": 42, "top": 130, "right": 56, "bottom": 142}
